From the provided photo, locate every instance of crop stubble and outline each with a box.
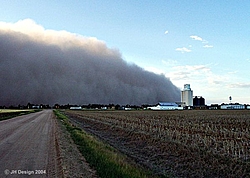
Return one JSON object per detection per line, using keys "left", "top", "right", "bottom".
{"left": 64, "top": 110, "right": 250, "bottom": 177}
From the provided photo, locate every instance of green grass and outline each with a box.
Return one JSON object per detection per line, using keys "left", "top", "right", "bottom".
{"left": 54, "top": 110, "right": 162, "bottom": 178}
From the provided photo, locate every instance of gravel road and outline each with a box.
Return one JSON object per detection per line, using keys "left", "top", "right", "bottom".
{"left": 0, "top": 110, "right": 61, "bottom": 177}
{"left": 0, "top": 110, "right": 98, "bottom": 178}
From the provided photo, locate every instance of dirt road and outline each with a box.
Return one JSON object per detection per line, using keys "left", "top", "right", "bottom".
{"left": 0, "top": 110, "right": 61, "bottom": 177}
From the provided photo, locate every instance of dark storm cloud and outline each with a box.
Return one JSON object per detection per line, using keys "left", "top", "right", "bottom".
{"left": 0, "top": 19, "right": 180, "bottom": 106}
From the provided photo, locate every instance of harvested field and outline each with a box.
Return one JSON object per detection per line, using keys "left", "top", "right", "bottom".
{"left": 0, "top": 109, "right": 31, "bottom": 113}
{"left": 0, "top": 109, "right": 36, "bottom": 121}
{"left": 64, "top": 110, "right": 250, "bottom": 177}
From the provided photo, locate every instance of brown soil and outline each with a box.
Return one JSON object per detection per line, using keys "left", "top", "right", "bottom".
{"left": 64, "top": 110, "right": 250, "bottom": 178}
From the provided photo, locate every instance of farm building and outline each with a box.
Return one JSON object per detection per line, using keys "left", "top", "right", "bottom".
{"left": 69, "top": 106, "right": 82, "bottom": 110}
{"left": 147, "top": 102, "right": 183, "bottom": 110}
{"left": 209, "top": 104, "right": 219, "bottom": 110}
{"left": 193, "top": 96, "right": 206, "bottom": 109}
{"left": 193, "top": 96, "right": 205, "bottom": 106}
{"left": 220, "top": 103, "right": 245, "bottom": 110}
{"left": 32, "top": 105, "right": 40, "bottom": 109}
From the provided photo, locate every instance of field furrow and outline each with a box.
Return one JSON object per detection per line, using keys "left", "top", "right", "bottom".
{"left": 64, "top": 110, "right": 250, "bottom": 177}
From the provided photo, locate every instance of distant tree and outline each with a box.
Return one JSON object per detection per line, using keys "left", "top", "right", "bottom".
{"left": 53, "top": 104, "right": 60, "bottom": 109}
{"left": 115, "top": 104, "right": 120, "bottom": 110}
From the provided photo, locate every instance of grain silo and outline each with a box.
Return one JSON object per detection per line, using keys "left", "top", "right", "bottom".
{"left": 181, "top": 84, "right": 193, "bottom": 107}
{"left": 193, "top": 96, "right": 205, "bottom": 106}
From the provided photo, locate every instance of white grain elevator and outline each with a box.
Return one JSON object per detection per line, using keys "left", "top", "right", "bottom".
{"left": 181, "top": 84, "right": 193, "bottom": 107}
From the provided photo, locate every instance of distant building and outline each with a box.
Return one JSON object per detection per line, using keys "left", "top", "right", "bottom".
{"left": 69, "top": 106, "right": 82, "bottom": 110}
{"left": 181, "top": 84, "right": 193, "bottom": 107}
{"left": 209, "top": 104, "right": 219, "bottom": 110}
{"left": 220, "top": 103, "right": 245, "bottom": 110}
{"left": 147, "top": 102, "right": 183, "bottom": 110}
{"left": 193, "top": 96, "right": 205, "bottom": 106}
{"left": 32, "top": 105, "right": 40, "bottom": 109}
{"left": 193, "top": 96, "right": 206, "bottom": 109}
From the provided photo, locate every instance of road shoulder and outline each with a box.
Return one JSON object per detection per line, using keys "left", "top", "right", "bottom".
{"left": 55, "top": 117, "right": 97, "bottom": 178}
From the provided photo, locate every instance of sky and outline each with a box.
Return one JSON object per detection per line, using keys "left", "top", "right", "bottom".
{"left": 0, "top": 0, "right": 250, "bottom": 105}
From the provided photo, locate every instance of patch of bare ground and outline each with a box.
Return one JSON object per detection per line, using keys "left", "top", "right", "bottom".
{"left": 56, "top": 118, "right": 98, "bottom": 178}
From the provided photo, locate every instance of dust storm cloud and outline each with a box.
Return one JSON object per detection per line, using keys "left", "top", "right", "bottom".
{"left": 0, "top": 19, "right": 180, "bottom": 106}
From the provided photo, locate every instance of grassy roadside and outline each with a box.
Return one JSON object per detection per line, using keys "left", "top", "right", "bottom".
{"left": 0, "top": 109, "right": 41, "bottom": 121}
{"left": 54, "top": 110, "right": 164, "bottom": 178}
